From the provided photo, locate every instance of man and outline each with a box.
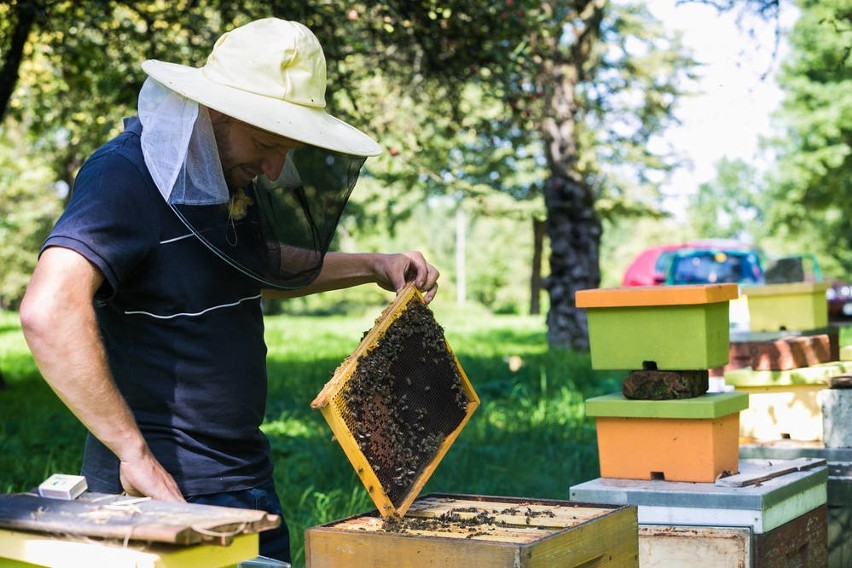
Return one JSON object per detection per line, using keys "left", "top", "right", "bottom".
{"left": 19, "top": 18, "right": 438, "bottom": 563}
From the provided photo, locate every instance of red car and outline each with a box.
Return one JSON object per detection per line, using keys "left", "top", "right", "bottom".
{"left": 621, "top": 240, "right": 756, "bottom": 287}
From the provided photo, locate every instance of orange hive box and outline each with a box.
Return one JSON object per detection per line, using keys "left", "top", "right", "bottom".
{"left": 311, "top": 283, "right": 479, "bottom": 519}
{"left": 585, "top": 392, "right": 749, "bottom": 483}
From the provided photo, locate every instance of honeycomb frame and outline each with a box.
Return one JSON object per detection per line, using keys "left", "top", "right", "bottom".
{"left": 311, "top": 283, "right": 479, "bottom": 519}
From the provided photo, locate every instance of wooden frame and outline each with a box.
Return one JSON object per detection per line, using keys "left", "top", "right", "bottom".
{"left": 311, "top": 283, "right": 480, "bottom": 519}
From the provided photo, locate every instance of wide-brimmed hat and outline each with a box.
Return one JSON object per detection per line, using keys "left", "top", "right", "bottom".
{"left": 141, "top": 18, "right": 381, "bottom": 157}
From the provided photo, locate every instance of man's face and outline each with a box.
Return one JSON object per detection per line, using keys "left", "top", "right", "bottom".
{"left": 210, "top": 113, "right": 301, "bottom": 190}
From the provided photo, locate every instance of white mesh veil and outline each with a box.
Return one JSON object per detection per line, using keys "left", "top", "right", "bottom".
{"left": 136, "top": 78, "right": 365, "bottom": 290}
{"left": 139, "top": 78, "right": 228, "bottom": 206}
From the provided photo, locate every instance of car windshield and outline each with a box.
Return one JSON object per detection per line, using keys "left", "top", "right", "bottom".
{"left": 669, "top": 251, "right": 762, "bottom": 285}
{"left": 654, "top": 250, "right": 677, "bottom": 274}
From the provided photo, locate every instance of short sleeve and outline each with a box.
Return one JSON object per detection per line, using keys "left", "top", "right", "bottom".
{"left": 44, "top": 145, "right": 160, "bottom": 298}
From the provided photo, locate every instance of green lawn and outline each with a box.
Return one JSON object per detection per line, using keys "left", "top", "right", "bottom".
{"left": 0, "top": 303, "right": 620, "bottom": 566}
{"left": 1, "top": 306, "right": 849, "bottom": 567}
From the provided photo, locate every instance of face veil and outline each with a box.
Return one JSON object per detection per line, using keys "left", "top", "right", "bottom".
{"left": 139, "top": 78, "right": 366, "bottom": 290}
{"left": 173, "top": 146, "right": 365, "bottom": 289}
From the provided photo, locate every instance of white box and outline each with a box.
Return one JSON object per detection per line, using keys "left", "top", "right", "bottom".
{"left": 37, "top": 474, "right": 87, "bottom": 500}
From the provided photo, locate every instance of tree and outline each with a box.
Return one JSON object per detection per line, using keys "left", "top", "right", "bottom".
{"left": 338, "top": 1, "right": 692, "bottom": 348}
{"left": 688, "top": 157, "right": 766, "bottom": 242}
{"left": 767, "top": 0, "right": 851, "bottom": 276}
{"left": 2, "top": 1, "right": 693, "bottom": 347}
{"left": 0, "top": 120, "right": 63, "bottom": 308}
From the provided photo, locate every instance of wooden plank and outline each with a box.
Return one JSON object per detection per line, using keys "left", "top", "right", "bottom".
{"left": 725, "top": 361, "right": 852, "bottom": 387}
{"left": 406, "top": 499, "right": 607, "bottom": 528}
{"left": 715, "top": 458, "right": 827, "bottom": 488}
{"left": 0, "top": 493, "right": 279, "bottom": 545}
{"left": 331, "top": 515, "right": 554, "bottom": 543}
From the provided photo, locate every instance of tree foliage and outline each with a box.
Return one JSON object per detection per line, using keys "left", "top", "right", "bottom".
{"left": 1, "top": 1, "right": 691, "bottom": 348}
{"left": 688, "top": 157, "right": 766, "bottom": 243}
{"left": 767, "top": 0, "right": 851, "bottom": 276}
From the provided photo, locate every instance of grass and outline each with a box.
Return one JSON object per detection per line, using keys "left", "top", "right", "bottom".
{"left": 1, "top": 306, "right": 849, "bottom": 567}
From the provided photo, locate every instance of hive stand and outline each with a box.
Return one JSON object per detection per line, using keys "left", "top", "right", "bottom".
{"left": 576, "top": 284, "right": 747, "bottom": 482}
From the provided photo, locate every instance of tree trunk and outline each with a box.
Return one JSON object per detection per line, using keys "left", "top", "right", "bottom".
{"left": 0, "top": 1, "right": 38, "bottom": 122}
{"left": 540, "top": 0, "right": 604, "bottom": 350}
{"left": 543, "top": 176, "right": 601, "bottom": 349}
{"left": 529, "top": 217, "right": 545, "bottom": 315}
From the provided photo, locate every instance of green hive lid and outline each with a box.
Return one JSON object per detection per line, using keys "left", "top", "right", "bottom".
{"left": 725, "top": 360, "right": 852, "bottom": 387}
{"left": 585, "top": 392, "right": 749, "bottom": 419}
{"left": 576, "top": 284, "right": 738, "bottom": 308}
{"left": 741, "top": 281, "right": 830, "bottom": 297}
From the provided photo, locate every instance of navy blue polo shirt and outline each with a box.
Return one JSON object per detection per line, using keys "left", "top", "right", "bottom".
{"left": 44, "top": 117, "right": 273, "bottom": 495}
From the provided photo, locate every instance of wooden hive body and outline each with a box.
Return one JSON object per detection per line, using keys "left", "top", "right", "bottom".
{"left": 311, "top": 283, "right": 480, "bottom": 519}
{"left": 304, "top": 494, "right": 639, "bottom": 568}
{"left": 575, "top": 284, "right": 738, "bottom": 370}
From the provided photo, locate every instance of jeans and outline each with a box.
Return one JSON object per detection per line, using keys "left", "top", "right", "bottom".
{"left": 186, "top": 478, "right": 291, "bottom": 563}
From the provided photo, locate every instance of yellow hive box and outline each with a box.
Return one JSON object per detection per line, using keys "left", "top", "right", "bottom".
{"left": 726, "top": 361, "right": 852, "bottom": 442}
{"left": 742, "top": 282, "right": 830, "bottom": 332}
{"left": 0, "top": 529, "right": 257, "bottom": 568}
{"left": 304, "top": 494, "right": 638, "bottom": 568}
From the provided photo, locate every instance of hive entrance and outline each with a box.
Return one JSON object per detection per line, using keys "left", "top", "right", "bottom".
{"left": 312, "top": 283, "right": 479, "bottom": 519}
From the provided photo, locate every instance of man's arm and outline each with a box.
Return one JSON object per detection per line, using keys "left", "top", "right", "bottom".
{"left": 264, "top": 251, "right": 440, "bottom": 303}
{"left": 19, "top": 247, "right": 184, "bottom": 502}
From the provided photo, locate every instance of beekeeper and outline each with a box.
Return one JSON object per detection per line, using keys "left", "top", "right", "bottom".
{"left": 20, "top": 18, "right": 439, "bottom": 563}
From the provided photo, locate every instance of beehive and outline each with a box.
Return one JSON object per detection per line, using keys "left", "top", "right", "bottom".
{"left": 585, "top": 392, "right": 749, "bottom": 482}
{"left": 304, "top": 494, "right": 639, "bottom": 568}
{"left": 575, "top": 284, "right": 738, "bottom": 371}
{"left": 727, "top": 361, "right": 852, "bottom": 442}
{"left": 742, "top": 282, "right": 830, "bottom": 332}
{"left": 312, "top": 283, "right": 479, "bottom": 519}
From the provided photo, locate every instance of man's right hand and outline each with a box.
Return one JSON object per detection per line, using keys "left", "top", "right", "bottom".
{"left": 21, "top": 247, "right": 185, "bottom": 504}
{"left": 119, "top": 448, "right": 185, "bottom": 502}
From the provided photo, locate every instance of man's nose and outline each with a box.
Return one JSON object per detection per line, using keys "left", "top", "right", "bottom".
{"left": 261, "top": 150, "right": 289, "bottom": 181}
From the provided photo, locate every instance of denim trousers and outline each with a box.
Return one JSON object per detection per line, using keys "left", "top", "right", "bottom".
{"left": 186, "top": 478, "right": 291, "bottom": 563}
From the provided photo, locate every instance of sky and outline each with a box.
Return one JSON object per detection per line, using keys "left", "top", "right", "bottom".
{"left": 646, "top": 0, "right": 797, "bottom": 218}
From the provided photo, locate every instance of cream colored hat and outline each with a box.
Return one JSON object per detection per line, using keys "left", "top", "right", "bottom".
{"left": 141, "top": 18, "right": 381, "bottom": 157}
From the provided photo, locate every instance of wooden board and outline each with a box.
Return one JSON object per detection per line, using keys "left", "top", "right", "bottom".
{"left": 576, "top": 284, "right": 738, "bottom": 307}
{"left": 0, "top": 492, "right": 279, "bottom": 546}
{"left": 304, "top": 493, "right": 638, "bottom": 568}
{"left": 725, "top": 361, "right": 852, "bottom": 387}
{"left": 715, "top": 458, "right": 827, "bottom": 488}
